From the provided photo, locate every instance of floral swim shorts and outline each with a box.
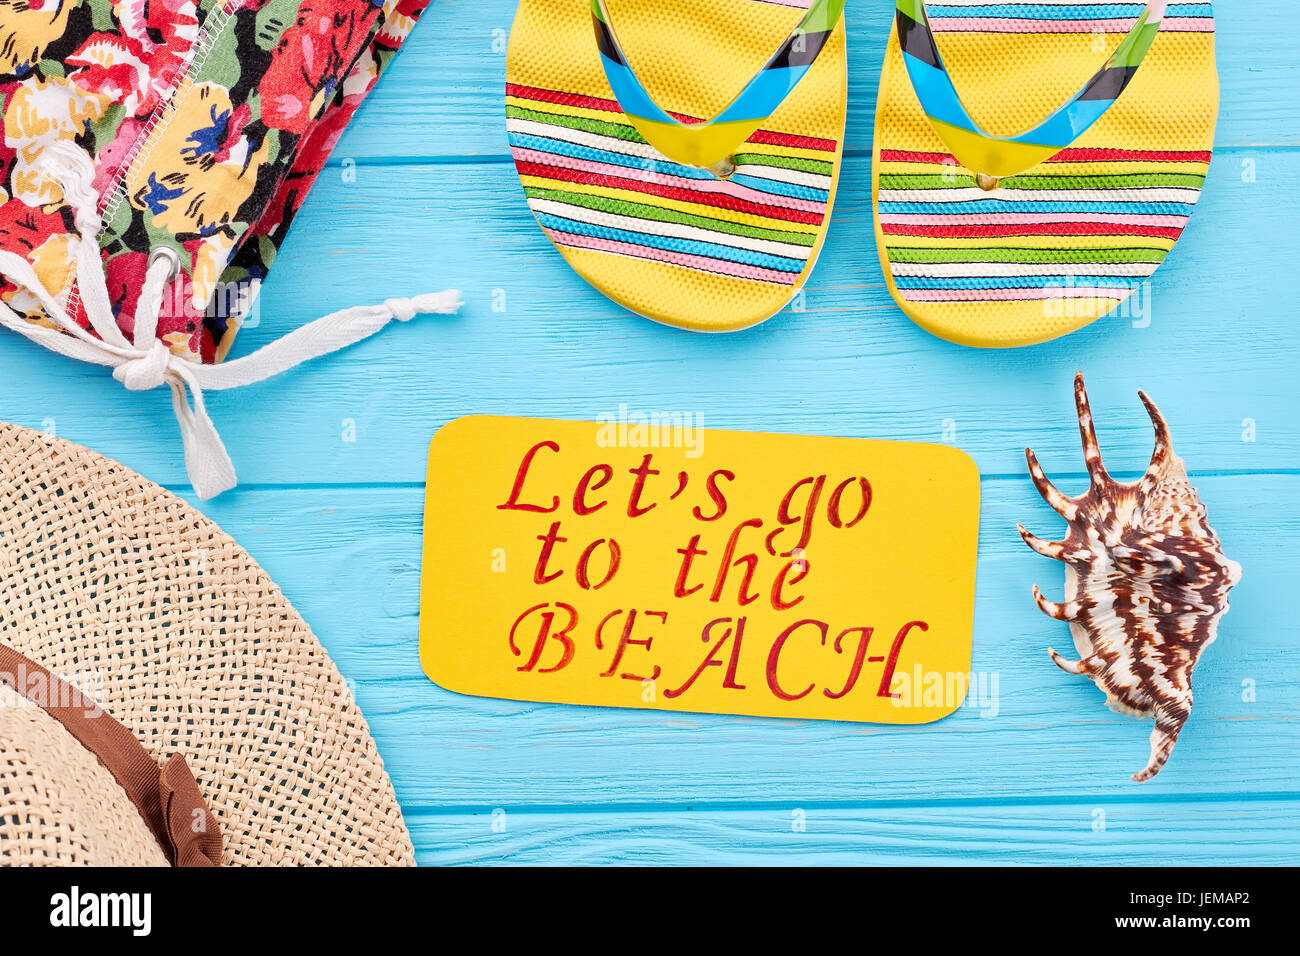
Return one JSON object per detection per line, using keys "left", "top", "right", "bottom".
{"left": 1, "top": 0, "right": 429, "bottom": 360}
{"left": 0, "top": 0, "right": 460, "bottom": 498}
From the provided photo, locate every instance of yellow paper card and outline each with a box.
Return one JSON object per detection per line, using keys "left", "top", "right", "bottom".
{"left": 419, "top": 416, "right": 980, "bottom": 724}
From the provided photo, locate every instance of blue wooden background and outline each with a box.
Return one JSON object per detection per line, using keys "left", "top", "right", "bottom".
{"left": 3, "top": 1, "right": 1297, "bottom": 864}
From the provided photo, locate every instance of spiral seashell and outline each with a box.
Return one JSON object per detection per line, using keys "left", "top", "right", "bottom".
{"left": 1020, "top": 373, "right": 1242, "bottom": 782}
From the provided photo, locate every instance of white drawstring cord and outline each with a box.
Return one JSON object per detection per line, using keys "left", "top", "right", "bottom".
{"left": 0, "top": 142, "right": 462, "bottom": 500}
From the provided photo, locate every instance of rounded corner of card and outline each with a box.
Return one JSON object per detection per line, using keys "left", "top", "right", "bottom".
{"left": 915, "top": 703, "right": 965, "bottom": 726}
{"left": 419, "top": 635, "right": 470, "bottom": 697}
{"left": 940, "top": 443, "right": 981, "bottom": 488}
{"left": 429, "top": 414, "right": 489, "bottom": 450}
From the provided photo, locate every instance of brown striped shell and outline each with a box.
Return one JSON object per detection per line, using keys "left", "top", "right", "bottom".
{"left": 1019, "top": 373, "right": 1242, "bottom": 782}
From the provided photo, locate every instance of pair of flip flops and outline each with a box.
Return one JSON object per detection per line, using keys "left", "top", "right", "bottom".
{"left": 505, "top": 1, "right": 1217, "bottom": 347}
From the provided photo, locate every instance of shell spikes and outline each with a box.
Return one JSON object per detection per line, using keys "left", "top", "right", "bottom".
{"left": 1021, "top": 373, "right": 1243, "bottom": 782}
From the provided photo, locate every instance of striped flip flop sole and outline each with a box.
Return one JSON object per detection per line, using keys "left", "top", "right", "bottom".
{"left": 507, "top": 0, "right": 847, "bottom": 331}
{"left": 873, "top": 2, "right": 1218, "bottom": 347}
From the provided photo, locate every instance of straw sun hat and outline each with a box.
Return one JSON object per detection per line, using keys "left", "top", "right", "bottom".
{"left": 0, "top": 422, "right": 414, "bottom": 866}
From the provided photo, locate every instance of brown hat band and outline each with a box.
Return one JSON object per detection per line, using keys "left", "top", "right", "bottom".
{"left": 0, "top": 641, "right": 222, "bottom": 867}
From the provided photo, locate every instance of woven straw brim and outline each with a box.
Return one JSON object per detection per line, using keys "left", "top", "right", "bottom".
{"left": 0, "top": 422, "right": 415, "bottom": 866}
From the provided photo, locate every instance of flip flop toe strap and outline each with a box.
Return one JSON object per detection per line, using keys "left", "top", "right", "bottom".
{"left": 896, "top": 0, "right": 1167, "bottom": 184}
{"left": 591, "top": 0, "right": 846, "bottom": 174}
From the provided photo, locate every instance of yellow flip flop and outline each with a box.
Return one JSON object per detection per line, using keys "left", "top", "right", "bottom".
{"left": 507, "top": 0, "right": 848, "bottom": 332}
{"left": 873, "top": 1, "right": 1218, "bottom": 348}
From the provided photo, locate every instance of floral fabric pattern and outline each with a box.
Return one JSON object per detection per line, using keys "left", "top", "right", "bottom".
{"left": 0, "top": 0, "right": 429, "bottom": 363}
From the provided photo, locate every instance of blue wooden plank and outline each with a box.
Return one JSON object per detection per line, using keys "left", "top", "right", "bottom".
{"left": 3, "top": 148, "right": 1295, "bottom": 490}
{"left": 405, "top": 799, "right": 1300, "bottom": 865}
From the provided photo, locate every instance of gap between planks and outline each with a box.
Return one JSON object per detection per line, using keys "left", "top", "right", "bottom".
{"left": 175, "top": 469, "right": 1300, "bottom": 497}
{"left": 396, "top": 790, "right": 1300, "bottom": 817}
{"left": 320, "top": 142, "right": 1300, "bottom": 170}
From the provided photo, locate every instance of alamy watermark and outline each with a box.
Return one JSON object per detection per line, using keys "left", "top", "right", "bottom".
{"left": 890, "top": 667, "right": 1001, "bottom": 718}
{"left": 50, "top": 886, "right": 151, "bottom": 936}
{"left": 1042, "top": 275, "right": 1152, "bottom": 329}
{"left": 596, "top": 404, "right": 704, "bottom": 458}
{"left": 158, "top": 276, "right": 261, "bottom": 329}
{"left": 0, "top": 663, "right": 104, "bottom": 718}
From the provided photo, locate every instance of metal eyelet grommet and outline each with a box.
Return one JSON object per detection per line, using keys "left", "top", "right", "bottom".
{"left": 148, "top": 246, "right": 181, "bottom": 283}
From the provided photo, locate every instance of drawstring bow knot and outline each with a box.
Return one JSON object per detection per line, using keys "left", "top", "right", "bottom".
{"left": 0, "top": 142, "right": 462, "bottom": 499}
